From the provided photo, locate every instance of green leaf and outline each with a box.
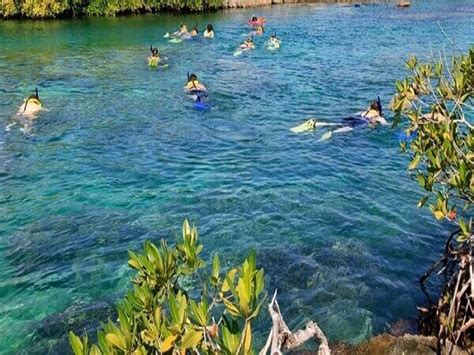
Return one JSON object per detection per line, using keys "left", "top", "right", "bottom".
{"left": 212, "top": 254, "right": 220, "bottom": 281}
{"left": 160, "top": 334, "right": 177, "bottom": 353}
{"left": 220, "top": 316, "right": 241, "bottom": 354}
{"left": 105, "top": 333, "right": 127, "bottom": 351}
{"left": 97, "top": 332, "right": 108, "bottom": 354}
{"left": 189, "top": 300, "right": 207, "bottom": 326}
{"left": 249, "top": 294, "right": 266, "bottom": 320}
{"left": 222, "top": 299, "right": 241, "bottom": 317}
{"left": 180, "top": 328, "right": 203, "bottom": 350}
{"left": 168, "top": 293, "right": 179, "bottom": 325}
{"left": 237, "top": 278, "right": 250, "bottom": 315}
{"left": 243, "top": 322, "right": 252, "bottom": 354}
{"left": 255, "top": 269, "right": 265, "bottom": 298}
{"left": 247, "top": 250, "right": 257, "bottom": 273}
{"left": 409, "top": 154, "right": 422, "bottom": 170}
{"left": 178, "top": 293, "right": 187, "bottom": 325}
{"left": 68, "top": 332, "right": 84, "bottom": 355}
{"left": 222, "top": 269, "right": 238, "bottom": 294}
{"left": 417, "top": 195, "right": 430, "bottom": 208}
{"left": 459, "top": 219, "right": 468, "bottom": 236}
{"left": 127, "top": 251, "right": 141, "bottom": 270}
{"left": 89, "top": 345, "right": 102, "bottom": 355}
{"left": 416, "top": 174, "right": 426, "bottom": 188}
{"left": 183, "top": 219, "right": 191, "bottom": 239}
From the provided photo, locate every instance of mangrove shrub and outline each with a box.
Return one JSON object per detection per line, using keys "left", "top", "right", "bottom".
{"left": 392, "top": 46, "right": 473, "bottom": 349}
{"left": 392, "top": 46, "right": 473, "bottom": 241}
{"left": 68, "top": 219, "right": 266, "bottom": 354}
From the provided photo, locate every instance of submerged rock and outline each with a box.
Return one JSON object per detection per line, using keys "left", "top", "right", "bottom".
{"left": 331, "top": 334, "right": 436, "bottom": 354}
{"left": 27, "top": 300, "right": 115, "bottom": 353}
{"left": 330, "top": 333, "right": 470, "bottom": 355}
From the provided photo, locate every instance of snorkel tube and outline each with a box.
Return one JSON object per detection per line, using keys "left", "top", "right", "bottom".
{"left": 377, "top": 96, "right": 382, "bottom": 116}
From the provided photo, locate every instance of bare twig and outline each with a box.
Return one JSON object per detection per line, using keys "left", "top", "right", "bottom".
{"left": 258, "top": 328, "right": 273, "bottom": 355}
{"left": 459, "top": 318, "right": 474, "bottom": 334}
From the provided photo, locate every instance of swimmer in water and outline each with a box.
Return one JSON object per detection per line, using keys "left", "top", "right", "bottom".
{"left": 190, "top": 24, "right": 199, "bottom": 37}
{"left": 290, "top": 97, "right": 387, "bottom": 139}
{"left": 254, "top": 25, "right": 264, "bottom": 36}
{"left": 179, "top": 24, "right": 189, "bottom": 35}
{"left": 184, "top": 73, "right": 207, "bottom": 93}
{"left": 240, "top": 37, "right": 255, "bottom": 50}
{"left": 203, "top": 24, "right": 214, "bottom": 38}
{"left": 18, "top": 87, "right": 43, "bottom": 118}
{"left": 266, "top": 32, "right": 281, "bottom": 48}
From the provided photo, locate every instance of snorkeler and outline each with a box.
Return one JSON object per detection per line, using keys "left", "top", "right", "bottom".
{"left": 148, "top": 45, "right": 163, "bottom": 67}
{"left": 203, "top": 24, "right": 214, "bottom": 38}
{"left": 249, "top": 16, "right": 265, "bottom": 26}
{"left": 356, "top": 97, "right": 387, "bottom": 125}
{"left": 290, "top": 97, "right": 387, "bottom": 137}
{"left": 18, "top": 87, "right": 43, "bottom": 118}
{"left": 184, "top": 73, "right": 207, "bottom": 93}
{"left": 234, "top": 36, "right": 255, "bottom": 56}
{"left": 240, "top": 37, "right": 255, "bottom": 50}
{"left": 254, "top": 25, "right": 264, "bottom": 36}
{"left": 266, "top": 32, "right": 281, "bottom": 49}
{"left": 164, "top": 24, "right": 188, "bottom": 39}
{"left": 179, "top": 23, "right": 189, "bottom": 35}
{"left": 190, "top": 24, "right": 199, "bottom": 37}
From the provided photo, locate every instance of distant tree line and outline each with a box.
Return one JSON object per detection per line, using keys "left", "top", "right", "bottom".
{"left": 0, "top": 0, "right": 224, "bottom": 18}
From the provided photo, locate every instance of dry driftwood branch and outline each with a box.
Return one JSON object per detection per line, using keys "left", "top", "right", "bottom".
{"left": 259, "top": 290, "right": 330, "bottom": 355}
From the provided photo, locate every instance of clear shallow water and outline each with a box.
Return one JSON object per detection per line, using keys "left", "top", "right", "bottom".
{"left": 1, "top": 1, "right": 473, "bottom": 353}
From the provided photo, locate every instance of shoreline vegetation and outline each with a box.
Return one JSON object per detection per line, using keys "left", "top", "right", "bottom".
{"left": 0, "top": 0, "right": 384, "bottom": 19}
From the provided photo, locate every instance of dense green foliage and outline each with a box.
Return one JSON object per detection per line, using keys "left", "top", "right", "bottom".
{"left": 69, "top": 220, "right": 266, "bottom": 354}
{"left": 392, "top": 46, "right": 473, "bottom": 242}
{"left": 0, "top": 0, "right": 223, "bottom": 18}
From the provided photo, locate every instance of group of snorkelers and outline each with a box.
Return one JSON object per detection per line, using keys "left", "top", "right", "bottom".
{"left": 17, "top": 14, "right": 389, "bottom": 134}
{"left": 238, "top": 16, "right": 281, "bottom": 53}
{"left": 167, "top": 23, "right": 215, "bottom": 40}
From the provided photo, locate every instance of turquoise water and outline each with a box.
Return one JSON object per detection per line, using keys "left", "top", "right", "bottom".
{"left": 1, "top": 1, "right": 473, "bottom": 353}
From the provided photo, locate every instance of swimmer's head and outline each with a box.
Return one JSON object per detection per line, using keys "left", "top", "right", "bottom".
{"left": 369, "top": 100, "right": 380, "bottom": 114}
